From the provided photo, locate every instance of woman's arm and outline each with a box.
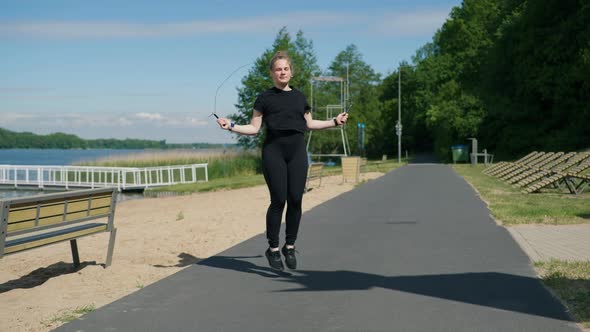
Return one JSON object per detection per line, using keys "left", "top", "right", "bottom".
{"left": 217, "top": 110, "right": 263, "bottom": 136}
{"left": 305, "top": 111, "right": 349, "bottom": 130}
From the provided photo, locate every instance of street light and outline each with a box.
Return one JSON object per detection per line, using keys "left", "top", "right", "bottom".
{"left": 397, "top": 68, "right": 402, "bottom": 163}
{"left": 396, "top": 64, "right": 415, "bottom": 163}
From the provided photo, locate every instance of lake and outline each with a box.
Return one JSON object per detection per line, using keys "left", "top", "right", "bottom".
{"left": 0, "top": 149, "right": 144, "bottom": 199}
{"left": 0, "top": 148, "right": 143, "bottom": 166}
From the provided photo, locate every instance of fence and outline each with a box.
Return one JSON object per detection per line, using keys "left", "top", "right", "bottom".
{"left": 0, "top": 164, "right": 208, "bottom": 190}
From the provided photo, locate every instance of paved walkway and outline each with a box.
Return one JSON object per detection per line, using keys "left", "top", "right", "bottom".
{"left": 56, "top": 164, "right": 581, "bottom": 332}
{"left": 508, "top": 224, "right": 590, "bottom": 262}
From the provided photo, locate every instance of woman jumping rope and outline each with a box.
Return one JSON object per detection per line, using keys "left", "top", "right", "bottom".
{"left": 217, "top": 51, "right": 348, "bottom": 271}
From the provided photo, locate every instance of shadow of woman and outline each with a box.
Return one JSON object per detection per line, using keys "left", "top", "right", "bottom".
{"left": 198, "top": 254, "right": 293, "bottom": 278}
{"left": 192, "top": 254, "right": 574, "bottom": 322}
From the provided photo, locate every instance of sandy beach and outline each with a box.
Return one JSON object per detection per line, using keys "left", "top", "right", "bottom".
{"left": 0, "top": 172, "right": 383, "bottom": 332}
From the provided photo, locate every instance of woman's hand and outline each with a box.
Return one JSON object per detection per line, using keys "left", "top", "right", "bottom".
{"left": 216, "top": 118, "right": 231, "bottom": 130}
{"left": 336, "top": 112, "right": 349, "bottom": 125}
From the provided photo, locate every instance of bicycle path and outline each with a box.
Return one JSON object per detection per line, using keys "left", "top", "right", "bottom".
{"left": 56, "top": 164, "right": 580, "bottom": 332}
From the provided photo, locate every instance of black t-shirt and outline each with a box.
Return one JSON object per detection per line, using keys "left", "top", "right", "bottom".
{"left": 253, "top": 87, "right": 311, "bottom": 133}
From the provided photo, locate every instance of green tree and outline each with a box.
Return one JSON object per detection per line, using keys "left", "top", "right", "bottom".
{"left": 479, "top": 0, "right": 590, "bottom": 158}
{"left": 231, "top": 27, "right": 320, "bottom": 149}
{"left": 307, "top": 44, "right": 381, "bottom": 158}
{"left": 402, "top": 0, "right": 504, "bottom": 161}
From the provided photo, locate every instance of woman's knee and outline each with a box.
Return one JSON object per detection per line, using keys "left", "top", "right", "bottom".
{"left": 286, "top": 197, "right": 303, "bottom": 209}
{"left": 269, "top": 198, "right": 287, "bottom": 210}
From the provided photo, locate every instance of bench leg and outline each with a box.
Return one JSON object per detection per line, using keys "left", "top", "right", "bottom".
{"left": 572, "top": 179, "right": 589, "bottom": 195}
{"left": 105, "top": 228, "right": 117, "bottom": 267}
{"left": 70, "top": 239, "right": 80, "bottom": 268}
{"left": 564, "top": 178, "right": 577, "bottom": 194}
{"left": 576, "top": 180, "right": 589, "bottom": 195}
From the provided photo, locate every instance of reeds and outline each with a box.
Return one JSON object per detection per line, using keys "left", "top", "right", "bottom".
{"left": 75, "top": 148, "right": 261, "bottom": 179}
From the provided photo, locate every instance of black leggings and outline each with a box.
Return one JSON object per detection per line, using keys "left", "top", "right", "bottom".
{"left": 262, "top": 130, "right": 308, "bottom": 248}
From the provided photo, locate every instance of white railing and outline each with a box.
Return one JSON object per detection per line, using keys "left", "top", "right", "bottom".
{"left": 0, "top": 164, "right": 208, "bottom": 190}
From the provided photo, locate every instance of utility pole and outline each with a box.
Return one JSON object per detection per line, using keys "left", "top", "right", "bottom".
{"left": 396, "top": 67, "right": 402, "bottom": 163}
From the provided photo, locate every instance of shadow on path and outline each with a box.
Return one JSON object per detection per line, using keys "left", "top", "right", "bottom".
{"left": 199, "top": 254, "right": 293, "bottom": 278}
{"left": 199, "top": 255, "right": 570, "bottom": 322}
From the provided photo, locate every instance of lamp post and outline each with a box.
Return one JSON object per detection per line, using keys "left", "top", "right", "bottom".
{"left": 396, "top": 64, "right": 415, "bottom": 163}
{"left": 396, "top": 68, "right": 402, "bottom": 163}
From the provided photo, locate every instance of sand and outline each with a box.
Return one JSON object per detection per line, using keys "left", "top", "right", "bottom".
{"left": 0, "top": 172, "right": 383, "bottom": 331}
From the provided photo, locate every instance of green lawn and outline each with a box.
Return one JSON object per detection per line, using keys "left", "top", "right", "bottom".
{"left": 535, "top": 260, "right": 590, "bottom": 328}
{"left": 453, "top": 164, "right": 590, "bottom": 226}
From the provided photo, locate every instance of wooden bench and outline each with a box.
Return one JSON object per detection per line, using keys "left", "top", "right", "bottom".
{"left": 523, "top": 153, "right": 590, "bottom": 195}
{"left": 0, "top": 187, "right": 118, "bottom": 267}
{"left": 305, "top": 162, "right": 324, "bottom": 192}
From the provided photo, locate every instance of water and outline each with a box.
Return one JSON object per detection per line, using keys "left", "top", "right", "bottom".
{"left": 0, "top": 148, "right": 141, "bottom": 166}
{"left": 0, "top": 149, "right": 143, "bottom": 200}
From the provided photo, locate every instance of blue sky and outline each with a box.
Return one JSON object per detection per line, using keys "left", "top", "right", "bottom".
{"left": 0, "top": 0, "right": 461, "bottom": 143}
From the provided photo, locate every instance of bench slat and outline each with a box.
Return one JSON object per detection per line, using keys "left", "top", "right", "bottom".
{"left": 7, "top": 206, "right": 111, "bottom": 232}
{"left": 5, "top": 223, "right": 108, "bottom": 254}
{"left": 90, "top": 196, "right": 112, "bottom": 209}
{"left": 8, "top": 194, "right": 112, "bottom": 224}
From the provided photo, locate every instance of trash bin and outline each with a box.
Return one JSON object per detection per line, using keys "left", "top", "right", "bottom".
{"left": 451, "top": 145, "right": 469, "bottom": 163}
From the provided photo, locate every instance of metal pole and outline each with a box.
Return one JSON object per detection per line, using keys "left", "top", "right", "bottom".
{"left": 398, "top": 67, "right": 401, "bottom": 163}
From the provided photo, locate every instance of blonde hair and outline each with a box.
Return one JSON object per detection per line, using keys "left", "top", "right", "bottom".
{"left": 269, "top": 51, "right": 293, "bottom": 72}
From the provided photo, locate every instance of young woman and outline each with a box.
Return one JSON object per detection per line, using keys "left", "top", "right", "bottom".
{"left": 217, "top": 51, "right": 348, "bottom": 271}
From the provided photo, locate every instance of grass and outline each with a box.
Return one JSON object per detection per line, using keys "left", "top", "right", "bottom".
{"left": 45, "top": 304, "right": 96, "bottom": 325}
{"left": 149, "top": 174, "right": 267, "bottom": 193}
{"left": 453, "top": 163, "right": 590, "bottom": 327}
{"left": 535, "top": 260, "right": 590, "bottom": 327}
{"left": 147, "top": 157, "right": 403, "bottom": 194}
{"left": 363, "top": 158, "right": 406, "bottom": 173}
{"left": 452, "top": 164, "right": 590, "bottom": 226}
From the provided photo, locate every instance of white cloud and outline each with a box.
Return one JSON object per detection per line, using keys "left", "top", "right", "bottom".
{"left": 0, "top": 113, "right": 36, "bottom": 121}
{"left": 0, "top": 9, "right": 450, "bottom": 39}
{"left": 116, "top": 117, "right": 134, "bottom": 127}
{"left": 135, "top": 112, "right": 164, "bottom": 120}
{"left": 0, "top": 111, "right": 212, "bottom": 142}
{"left": 0, "top": 111, "right": 223, "bottom": 143}
{"left": 189, "top": 118, "right": 208, "bottom": 126}
{"left": 0, "top": 13, "right": 354, "bottom": 38}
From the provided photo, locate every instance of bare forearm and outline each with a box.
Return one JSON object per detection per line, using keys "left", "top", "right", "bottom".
{"left": 307, "top": 119, "right": 338, "bottom": 130}
{"left": 231, "top": 124, "right": 259, "bottom": 136}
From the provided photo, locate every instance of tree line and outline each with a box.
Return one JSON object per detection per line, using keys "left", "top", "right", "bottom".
{"left": 0, "top": 128, "right": 230, "bottom": 150}
{"left": 230, "top": 0, "right": 589, "bottom": 161}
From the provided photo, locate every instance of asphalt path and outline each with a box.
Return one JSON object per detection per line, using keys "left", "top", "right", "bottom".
{"left": 56, "top": 164, "right": 580, "bottom": 332}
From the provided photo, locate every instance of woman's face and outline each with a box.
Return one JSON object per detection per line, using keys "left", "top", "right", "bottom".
{"left": 271, "top": 59, "right": 292, "bottom": 86}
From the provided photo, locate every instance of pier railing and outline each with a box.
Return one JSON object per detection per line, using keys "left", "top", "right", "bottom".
{"left": 0, "top": 164, "right": 208, "bottom": 190}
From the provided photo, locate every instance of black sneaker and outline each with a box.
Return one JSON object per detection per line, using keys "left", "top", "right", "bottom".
{"left": 281, "top": 245, "right": 297, "bottom": 270}
{"left": 265, "top": 248, "right": 284, "bottom": 271}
